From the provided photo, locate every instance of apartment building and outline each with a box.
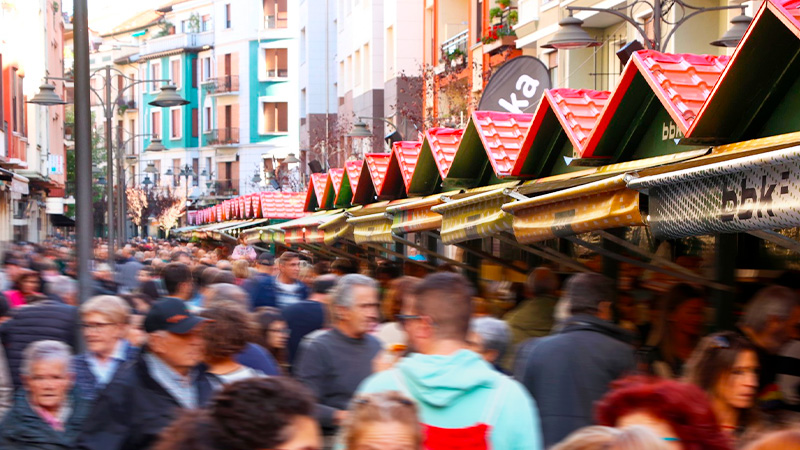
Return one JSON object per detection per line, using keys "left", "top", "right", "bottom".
{"left": 0, "top": 0, "right": 68, "bottom": 242}
{"left": 336, "top": 0, "right": 424, "bottom": 159}
{"left": 298, "top": 0, "right": 338, "bottom": 171}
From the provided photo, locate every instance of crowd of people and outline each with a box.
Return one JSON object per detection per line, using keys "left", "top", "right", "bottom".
{"left": 0, "top": 238, "right": 798, "bottom": 449}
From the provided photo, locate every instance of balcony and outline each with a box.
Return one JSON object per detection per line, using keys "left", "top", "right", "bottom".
{"left": 206, "top": 128, "right": 240, "bottom": 146}
{"left": 139, "top": 31, "right": 214, "bottom": 57}
{"left": 204, "top": 75, "right": 239, "bottom": 94}
{"left": 441, "top": 29, "right": 469, "bottom": 61}
{"left": 266, "top": 68, "right": 289, "bottom": 78}
{"left": 263, "top": 14, "right": 288, "bottom": 30}
{"left": 116, "top": 97, "right": 137, "bottom": 115}
{"left": 213, "top": 179, "right": 239, "bottom": 197}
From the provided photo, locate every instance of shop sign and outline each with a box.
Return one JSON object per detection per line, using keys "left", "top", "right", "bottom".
{"left": 633, "top": 148, "right": 800, "bottom": 239}
{"left": 478, "top": 56, "right": 551, "bottom": 114}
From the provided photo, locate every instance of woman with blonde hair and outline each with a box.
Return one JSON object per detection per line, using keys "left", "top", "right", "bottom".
{"left": 232, "top": 260, "right": 250, "bottom": 286}
{"left": 552, "top": 426, "right": 669, "bottom": 450}
{"left": 342, "top": 391, "right": 422, "bottom": 450}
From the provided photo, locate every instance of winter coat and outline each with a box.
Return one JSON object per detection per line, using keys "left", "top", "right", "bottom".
{"left": 515, "top": 314, "right": 636, "bottom": 448}
{"left": 0, "top": 388, "right": 89, "bottom": 449}
{"left": 0, "top": 300, "right": 79, "bottom": 388}
{"left": 244, "top": 274, "right": 310, "bottom": 310}
{"left": 358, "top": 349, "right": 542, "bottom": 450}
{"left": 71, "top": 342, "right": 140, "bottom": 403}
{"left": 75, "top": 351, "right": 213, "bottom": 450}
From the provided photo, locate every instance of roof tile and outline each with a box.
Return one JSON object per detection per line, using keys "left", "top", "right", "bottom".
{"left": 365, "top": 153, "right": 392, "bottom": 194}
{"left": 633, "top": 50, "right": 730, "bottom": 130}
{"left": 472, "top": 111, "right": 534, "bottom": 177}
{"left": 311, "top": 173, "right": 328, "bottom": 203}
{"left": 260, "top": 192, "right": 308, "bottom": 219}
{"left": 329, "top": 168, "right": 344, "bottom": 196}
{"left": 345, "top": 160, "right": 365, "bottom": 196}
{"left": 426, "top": 127, "right": 464, "bottom": 178}
{"left": 393, "top": 141, "right": 423, "bottom": 190}
{"left": 548, "top": 89, "right": 610, "bottom": 150}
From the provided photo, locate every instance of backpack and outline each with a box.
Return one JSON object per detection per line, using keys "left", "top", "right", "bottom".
{"left": 392, "top": 369, "right": 508, "bottom": 450}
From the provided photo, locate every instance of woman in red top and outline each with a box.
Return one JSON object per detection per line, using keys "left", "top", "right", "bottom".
{"left": 4, "top": 269, "right": 43, "bottom": 308}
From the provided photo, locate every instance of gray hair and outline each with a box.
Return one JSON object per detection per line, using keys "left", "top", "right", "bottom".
{"left": 204, "top": 283, "right": 250, "bottom": 309}
{"left": 21, "top": 340, "right": 73, "bottom": 376}
{"left": 333, "top": 274, "right": 377, "bottom": 308}
{"left": 45, "top": 276, "right": 77, "bottom": 298}
{"left": 740, "top": 285, "right": 799, "bottom": 333}
{"left": 81, "top": 295, "right": 131, "bottom": 324}
{"left": 470, "top": 317, "right": 511, "bottom": 362}
{"left": 563, "top": 273, "right": 614, "bottom": 316}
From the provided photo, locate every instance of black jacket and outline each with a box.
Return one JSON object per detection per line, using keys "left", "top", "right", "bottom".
{"left": 75, "top": 351, "right": 213, "bottom": 450}
{"left": 515, "top": 314, "right": 636, "bottom": 448}
{"left": 0, "top": 388, "right": 89, "bottom": 449}
{"left": 0, "top": 300, "right": 79, "bottom": 388}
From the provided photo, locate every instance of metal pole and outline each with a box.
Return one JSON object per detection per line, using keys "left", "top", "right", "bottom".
{"left": 653, "top": 0, "right": 663, "bottom": 51}
{"left": 104, "top": 66, "right": 114, "bottom": 266}
{"left": 74, "top": 0, "right": 93, "bottom": 306}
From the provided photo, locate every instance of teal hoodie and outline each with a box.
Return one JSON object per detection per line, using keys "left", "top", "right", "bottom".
{"left": 357, "top": 349, "right": 542, "bottom": 450}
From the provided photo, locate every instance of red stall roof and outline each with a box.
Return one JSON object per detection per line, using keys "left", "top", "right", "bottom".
{"left": 427, "top": 127, "right": 464, "bottom": 178}
{"left": 260, "top": 191, "right": 308, "bottom": 219}
{"left": 304, "top": 173, "right": 329, "bottom": 212}
{"left": 471, "top": 111, "right": 534, "bottom": 177}
{"left": 393, "top": 141, "right": 423, "bottom": 191}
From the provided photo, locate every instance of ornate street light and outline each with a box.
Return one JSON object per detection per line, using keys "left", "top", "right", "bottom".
{"left": 711, "top": 14, "right": 753, "bottom": 47}
{"left": 144, "top": 139, "right": 165, "bottom": 152}
{"left": 541, "top": 16, "right": 602, "bottom": 49}
{"left": 149, "top": 85, "right": 190, "bottom": 107}
{"left": 165, "top": 168, "right": 174, "bottom": 176}
{"left": 283, "top": 153, "right": 300, "bottom": 164}
{"left": 28, "top": 83, "right": 67, "bottom": 106}
{"left": 346, "top": 121, "right": 372, "bottom": 138}
{"left": 144, "top": 162, "right": 158, "bottom": 174}
{"left": 142, "top": 175, "right": 153, "bottom": 187}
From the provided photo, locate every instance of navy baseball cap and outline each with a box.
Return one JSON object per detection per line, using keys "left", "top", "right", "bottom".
{"left": 144, "top": 298, "right": 207, "bottom": 334}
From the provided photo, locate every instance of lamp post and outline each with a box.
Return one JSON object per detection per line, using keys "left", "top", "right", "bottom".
{"left": 176, "top": 164, "right": 196, "bottom": 226}
{"left": 543, "top": 2, "right": 751, "bottom": 52}
{"left": 115, "top": 131, "right": 164, "bottom": 243}
{"left": 30, "top": 71, "right": 188, "bottom": 267}
{"left": 346, "top": 116, "right": 404, "bottom": 161}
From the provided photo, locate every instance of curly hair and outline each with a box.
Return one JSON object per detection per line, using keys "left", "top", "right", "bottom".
{"left": 154, "top": 378, "right": 315, "bottom": 450}
{"left": 596, "top": 376, "right": 732, "bottom": 450}
{"left": 200, "top": 304, "right": 253, "bottom": 361}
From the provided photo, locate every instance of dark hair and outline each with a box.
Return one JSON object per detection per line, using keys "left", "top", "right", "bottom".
{"left": 684, "top": 332, "right": 759, "bottom": 428}
{"left": 212, "top": 270, "right": 236, "bottom": 285}
{"left": 192, "top": 265, "right": 207, "bottom": 287}
{"left": 200, "top": 305, "right": 253, "bottom": 360}
{"left": 331, "top": 257, "right": 357, "bottom": 274}
{"left": 171, "top": 251, "right": 190, "bottom": 262}
{"left": 384, "top": 276, "right": 421, "bottom": 321}
{"left": 154, "top": 378, "right": 315, "bottom": 450}
{"left": 313, "top": 261, "right": 331, "bottom": 276}
{"left": 596, "top": 376, "right": 732, "bottom": 450}
{"left": 254, "top": 307, "right": 286, "bottom": 365}
{"left": 162, "top": 263, "right": 192, "bottom": 296}
{"left": 375, "top": 261, "right": 401, "bottom": 279}
{"left": 413, "top": 273, "right": 474, "bottom": 341}
{"left": 14, "top": 270, "right": 41, "bottom": 293}
{"left": 312, "top": 275, "right": 338, "bottom": 295}
{"left": 200, "top": 267, "right": 221, "bottom": 288}
{"left": 664, "top": 283, "right": 704, "bottom": 314}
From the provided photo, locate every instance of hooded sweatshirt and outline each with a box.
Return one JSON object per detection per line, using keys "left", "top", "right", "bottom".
{"left": 357, "top": 349, "right": 542, "bottom": 450}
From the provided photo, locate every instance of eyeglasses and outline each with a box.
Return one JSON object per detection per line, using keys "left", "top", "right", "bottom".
{"left": 396, "top": 314, "right": 422, "bottom": 324}
{"left": 352, "top": 395, "right": 414, "bottom": 407}
{"left": 83, "top": 322, "right": 117, "bottom": 331}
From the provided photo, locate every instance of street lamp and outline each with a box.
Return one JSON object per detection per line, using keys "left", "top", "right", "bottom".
{"left": 29, "top": 69, "right": 189, "bottom": 266}
{"left": 543, "top": 3, "right": 751, "bottom": 51}
{"left": 176, "top": 164, "right": 196, "bottom": 225}
{"left": 144, "top": 139, "right": 166, "bottom": 152}
{"left": 142, "top": 175, "right": 153, "bottom": 188}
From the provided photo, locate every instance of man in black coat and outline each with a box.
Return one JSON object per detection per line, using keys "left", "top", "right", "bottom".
{"left": 0, "top": 296, "right": 79, "bottom": 388}
{"left": 515, "top": 273, "right": 636, "bottom": 448}
{"left": 76, "top": 298, "right": 212, "bottom": 450}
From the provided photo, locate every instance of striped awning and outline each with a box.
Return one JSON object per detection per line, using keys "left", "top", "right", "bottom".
{"left": 430, "top": 186, "right": 517, "bottom": 244}
{"left": 503, "top": 174, "right": 644, "bottom": 243}
{"left": 278, "top": 211, "right": 341, "bottom": 245}
{"left": 348, "top": 212, "right": 394, "bottom": 244}
{"left": 387, "top": 192, "right": 454, "bottom": 235}
{"left": 318, "top": 211, "right": 353, "bottom": 245}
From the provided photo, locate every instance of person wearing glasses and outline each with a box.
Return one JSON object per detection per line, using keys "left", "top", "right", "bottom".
{"left": 685, "top": 332, "right": 761, "bottom": 444}
{"left": 72, "top": 296, "right": 139, "bottom": 403}
{"left": 153, "top": 377, "right": 321, "bottom": 450}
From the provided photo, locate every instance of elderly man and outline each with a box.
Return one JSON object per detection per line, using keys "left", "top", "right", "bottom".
{"left": 250, "top": 252, "right": 310, "bottom": 310}
{"left": 76, "top": 298, "right": 212, "bottom": 450}
{"left": 469, "top": 317, "right": 512, "bottom": 374}
{"left": 0, "top": 340, "right": 89, "bottom": 449}
{"left": 294, "top": 274, "right": 381, "bottom": 435}
{"left": 72, "top": 296, "right": 139, "bottom": 403}
{"left": 515, "top": 273, "right": 635, "bottom": 448}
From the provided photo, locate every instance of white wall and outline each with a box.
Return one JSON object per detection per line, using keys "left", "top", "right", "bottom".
{"left": 299, "top": 0, "right": 338, "bottom": 116}
{"left": 384, "top": 0, "right": 424, "bottom": 79}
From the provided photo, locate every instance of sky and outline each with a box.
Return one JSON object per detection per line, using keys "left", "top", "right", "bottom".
{"left": 63, "top": 0, "right": 167, "bottom": 33}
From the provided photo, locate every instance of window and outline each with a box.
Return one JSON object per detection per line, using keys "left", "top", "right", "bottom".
{"left": 151, "top": 110, "right": 162, "bottom": 138}
{"left": 354, "top": 50, "right": 361, "bottom": 86}
{"left": 206, "top": 157, "right": 212, "bottom": 176}
{"left": 386, "top": 26, "right": 395, "bottom": 79}
{"left": 264, "top": 48, "right": 288, "bottom": 78}
{"left": 204, "top": 106, "right": 212, "bottom": 131}
{"left": 11, "top": 68, "right": 18, "bottom": 132}
{"left": 192, "top": 158, "right": 200, "bottom": 185}
{"left": 363, "top": 44, "right": 371, "bottom": 88}
{"left": 346, "top": 55, "right": 352, "bottom": 90}
{"left": 153, "top": 160, "right": 161, "bottom": 186}
{"left": 173, "top": 159, "right": 181, "bottom": 186}
{"left": 150, "top": 61, "right": 161, "bottom": 92}
{"left": 300, "top": 89, "right": 307, "bottom": 118}
{"left": 170, "top": 108, "right": 182, "bottom": 139}
{"left": 191, "top": 108, "right": 198, "bottom": 138}
{"left": 191, "top": 58, "right": 198, "bottom": 88}
{"left": 181, "top": 20, "right": 189, "bottom": 33}
{"left": 202, "top": 15, "right": 211, "bottom": 31}
{"left": 129, "top": 119, "right": 136, "bottom": 154}
{"left": 547, "top": 51, "right": 558, "bottom": 89}
{"left": 300, "top": 28, "right": 306, "bottom": 64}
{"left": 262, "top": 102, "right": 288, "bottom": 133}
{"left": 225, "top": 4, "right": 231, "bottom": 28}
{"left": 201, "top": 57, "right": 211, "bottom": 81}
{"left": 170, "top": 58, "right": 181, "bottom": 88}
{"left": 263, "top": 0, "right": 287, "bottom": 29}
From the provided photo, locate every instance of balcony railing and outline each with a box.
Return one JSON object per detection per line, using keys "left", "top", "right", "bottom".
{"left": 139, "top": 31, "right": 214, "bottom": 57}
{"left": 204, "top": 75, "right": 239, "bottom": 94}
{"left": 206, "top": 128, "right": 240, "bottom": 146}
{"left": 264, "top": 14, "right": 288, "bottom": 29}
{"left": 266, "top": 68, "right": 289, "bottom": 78}
{"left": 441, "top": 29, "right": 469, "bottom": 60}
{"left": 213, "top": 179, "right": 239, "bottom": 197}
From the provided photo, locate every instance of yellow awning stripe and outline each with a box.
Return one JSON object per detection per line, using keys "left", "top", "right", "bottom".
{"left": 348, "top": 212, "right": 394, "bottom": 244}
{"left": 432, "top": 190, "right": 513, "bottom": 244}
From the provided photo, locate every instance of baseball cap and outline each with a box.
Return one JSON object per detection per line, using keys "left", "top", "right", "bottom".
{"left": 144, "top": 298, "right": 207, "bottom": 334}
{"left": 257, "top": 253, "right": 275, "bottom": 266}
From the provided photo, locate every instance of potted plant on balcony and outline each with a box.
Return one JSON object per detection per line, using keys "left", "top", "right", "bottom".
{"left": 447, "top": 48, "right": 466, "bottom": 68}
{"left": 116, "top": 98, "right": 129, "bottom": 115}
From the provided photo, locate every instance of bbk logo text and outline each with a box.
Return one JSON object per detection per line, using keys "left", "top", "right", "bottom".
{"left": 720, "top": 172, "right": 790, "bottom": 222}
